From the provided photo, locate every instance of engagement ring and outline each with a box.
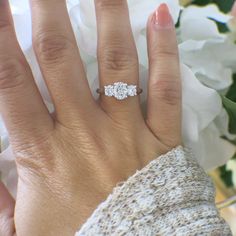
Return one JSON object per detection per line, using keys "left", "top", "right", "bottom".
{"left": 96, "top": 82, "right": 143, "bottom": 100}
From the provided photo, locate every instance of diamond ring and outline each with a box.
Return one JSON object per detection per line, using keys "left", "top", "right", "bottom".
{"left": 96, "top": 82, "right": 143, "bottom": 100}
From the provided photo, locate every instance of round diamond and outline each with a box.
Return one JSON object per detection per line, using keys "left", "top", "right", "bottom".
{"left": 127, "top": 85, "right": 137, "bottom": 96}
{"left": 113, "top": 82, "right": 128, "bottom": 100}
{"left": 104, "top": 85, "right": 114, "bottom": 97}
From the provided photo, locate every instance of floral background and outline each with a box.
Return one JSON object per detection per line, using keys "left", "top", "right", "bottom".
{"left": 1, "top": 0, "right": 236, "bottom": 197}
{"left": 179, "top": 0, "right": 236, "bottom": 189}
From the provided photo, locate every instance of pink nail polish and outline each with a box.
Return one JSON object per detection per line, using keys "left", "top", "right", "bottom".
{"left": 152, "top": 3, "right": 173, "bottom": 29}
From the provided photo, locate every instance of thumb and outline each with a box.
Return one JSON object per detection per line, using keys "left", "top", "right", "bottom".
{"left": 0, "top": 181, "right": 15, "bottom": 236}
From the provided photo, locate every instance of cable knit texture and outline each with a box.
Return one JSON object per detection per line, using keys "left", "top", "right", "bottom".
{"left": 75, "top": 146, "right": 232, "bottom": 236}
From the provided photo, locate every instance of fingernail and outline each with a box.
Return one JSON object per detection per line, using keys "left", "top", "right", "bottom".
{"left": 152, "top": 3, "right": 173, "bottom": 29}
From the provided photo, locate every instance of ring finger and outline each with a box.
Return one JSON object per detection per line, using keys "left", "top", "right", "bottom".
{"left": 94, "top": 0, "right": 142, "bottom": 117}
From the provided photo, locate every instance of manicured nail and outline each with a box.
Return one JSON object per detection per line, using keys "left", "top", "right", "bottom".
{"left": 152, "top": 3, "right": 173, "bottom": 29}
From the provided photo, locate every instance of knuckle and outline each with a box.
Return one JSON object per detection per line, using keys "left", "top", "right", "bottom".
{"left": 99, "top": 45, "right": 138, "bottom": 72}
{"left": 0, "top": 58, "right": 26, "bottom": 90}
{"left": 33, "top": 32, "right": 74, "bottom": 64}
{"left": 151, "top": 78, "right": 181, "bottom": 106}
{"left": 96, "top": 0, "right": 126, "bottom": 10}
{"left": 150, "top": 47, "right": 178, "bottom": 62}
{"left": 0, "top": 19, "right": 11, "bottom": 32}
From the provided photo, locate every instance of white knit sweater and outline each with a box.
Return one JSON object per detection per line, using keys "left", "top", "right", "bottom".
{"left": 75, "top": 146, "right": 232, "bottom": 236}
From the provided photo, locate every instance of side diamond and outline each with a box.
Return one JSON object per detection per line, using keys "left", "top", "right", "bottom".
{"left": 127, "top": 85, "right": 137, "bottom": 96}
{"left": 104, "top": 85, "right": 114, "bottom": 97}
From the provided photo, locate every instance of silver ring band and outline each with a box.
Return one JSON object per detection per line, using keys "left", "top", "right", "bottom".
{"left": 96, "top": 82, "right": 143, "bottom": 100}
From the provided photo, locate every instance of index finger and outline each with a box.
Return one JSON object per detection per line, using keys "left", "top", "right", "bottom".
{"left": 0, "top": 0, "right": 53, "bottom": 146}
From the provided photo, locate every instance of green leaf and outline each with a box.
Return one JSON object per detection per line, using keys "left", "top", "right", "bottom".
{"left": 233, "top": 152, "right": 236, "bottom": 160}
{"left": 221, "top": 95, "right": 236, "bottom": 134}
{"left": 191, "top": 0, "right": 213, "bottom": 7}
{"left": 226, "top": 74, "right": 236, "bottom": 102}
{"left": 191, "top": 0, "right": 234, "bottom": 13}
{"left": 213, "top": 20, "right": 229, "bottom": 33}
{"left": 213, "top": 0, "right": 234, "bottom": 13}
{"left": 219, "top": 165, "right": 234, "bottom": 187}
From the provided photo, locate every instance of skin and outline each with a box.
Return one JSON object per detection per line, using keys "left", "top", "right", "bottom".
{"left": 0, "top": 0, "right": 181, "bottom": 235}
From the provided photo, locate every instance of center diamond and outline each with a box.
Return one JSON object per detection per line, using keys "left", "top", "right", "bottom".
{"left": 113, "top": 82, "right": 128, "bottom": 100}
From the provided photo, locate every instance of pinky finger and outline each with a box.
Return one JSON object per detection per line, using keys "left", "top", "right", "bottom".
{"left": 146, "top": 4, "right": 182, "bottom": 148}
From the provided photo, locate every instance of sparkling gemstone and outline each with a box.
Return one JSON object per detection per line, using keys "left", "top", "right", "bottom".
{"left": 127, "top": 85, "right": 137, "bottom": 96}
{"left": 113, "top": 82, "right": 128, "bottom": 100}
{"left": 104, "top": 85, "right": 114, "bottom": 97}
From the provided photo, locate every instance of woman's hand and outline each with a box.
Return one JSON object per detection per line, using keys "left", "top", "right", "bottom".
{"left": 0, "top": 1, "right": 181, "bottom": 235}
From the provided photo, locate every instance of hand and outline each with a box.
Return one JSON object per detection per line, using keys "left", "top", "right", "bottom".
{"left": 0, "top": 1, "right": 181, "bottom": 235}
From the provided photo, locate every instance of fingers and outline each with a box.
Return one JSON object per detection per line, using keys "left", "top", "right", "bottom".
{"left": 0, "top": 182, "right": 15, "bottom": 236}
{"left": 94, "top": 0, "right": 141, "bottom": 115}
{"left": 146, "top": 4, "right": 182, "bottom": 147}
{"left": 0, "top": 0, "right": 53, "bottom": 145}
{"left": 30, "top": 0, "right": 96, "bottom": 124}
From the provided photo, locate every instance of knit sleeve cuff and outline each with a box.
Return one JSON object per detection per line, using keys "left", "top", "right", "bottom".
{"left": 75, "top": 146, "right": 232, "bottom": 236}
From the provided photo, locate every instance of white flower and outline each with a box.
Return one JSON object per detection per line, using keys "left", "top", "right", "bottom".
{"left": 179, "top": 4, "right": 236, "bottom": 91}
{"left": 1, "top": 0, "right": 236, "bottom": 195}
{"left": 0, "top": 116, "right": 7, "bottom": 137}
{"left": 181, "top": 64, "right": 235, "bottom": 170}
{"left": 177, "top": 4, "right": 236, "bottom": 169}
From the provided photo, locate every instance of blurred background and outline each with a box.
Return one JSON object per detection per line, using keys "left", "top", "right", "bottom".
{"left": 181, "top": 0, "right": 236, "bottom": 234}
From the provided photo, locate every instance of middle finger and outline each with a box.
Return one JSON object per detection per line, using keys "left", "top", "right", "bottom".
{"left": 30, "top": 0, "right": 96, "bottom": 124}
